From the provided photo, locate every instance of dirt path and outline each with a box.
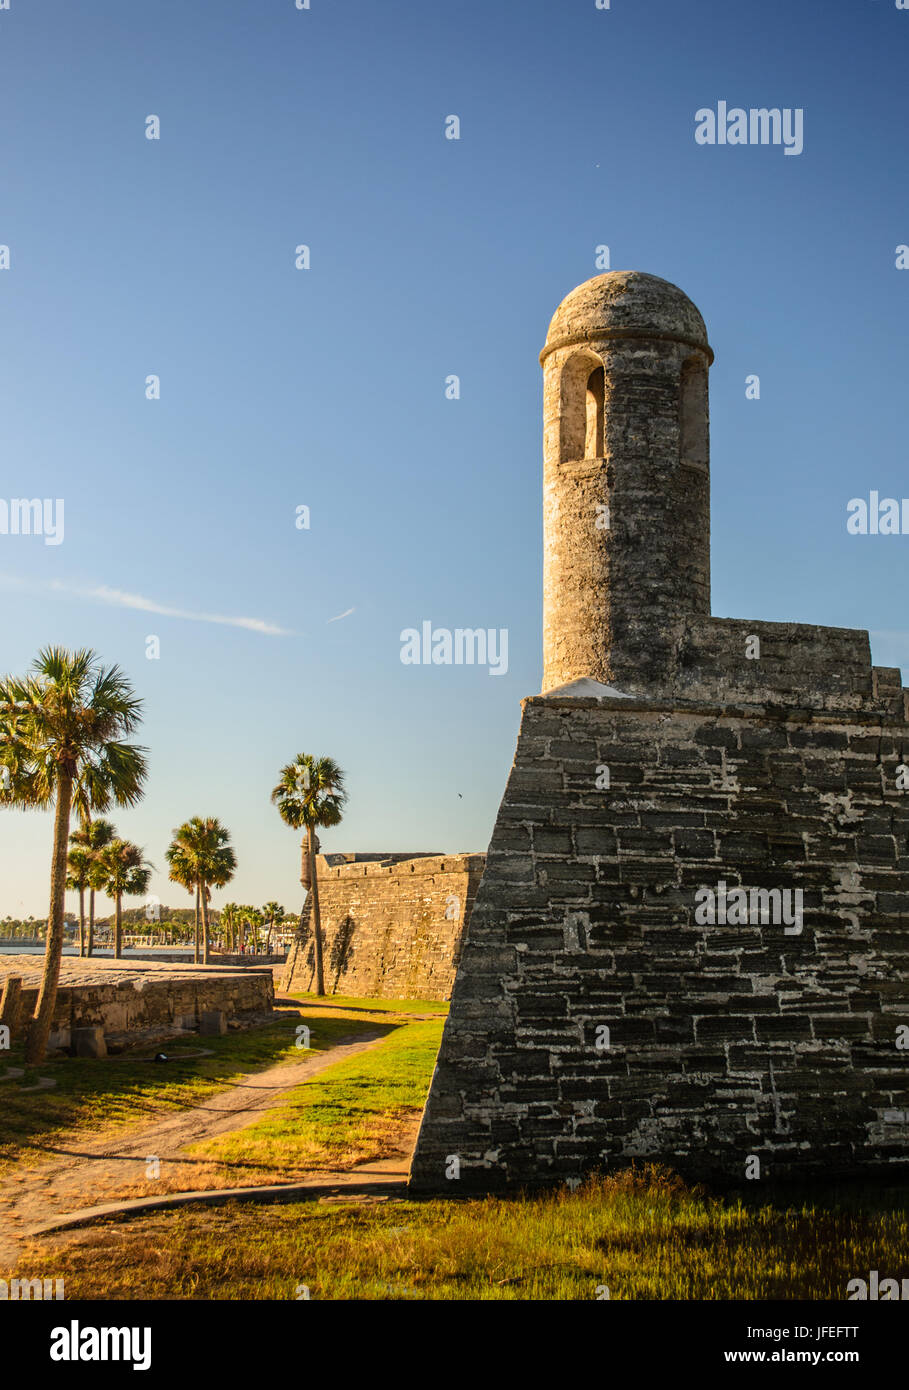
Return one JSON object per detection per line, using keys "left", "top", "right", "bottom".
{"left": 0, "top": 1029, "right": 390, "bottom": 1267}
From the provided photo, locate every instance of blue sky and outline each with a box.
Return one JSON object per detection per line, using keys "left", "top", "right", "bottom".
{"left": 1, "top": 0, "right": 907, "bottom": 918}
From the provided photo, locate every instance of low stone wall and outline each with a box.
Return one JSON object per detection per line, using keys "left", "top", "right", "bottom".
{"left": 282, "top": 853, "right": 486, "bottom": 1000}
{"left": 0, "top": 955, "right": 274, "bottom": 1051}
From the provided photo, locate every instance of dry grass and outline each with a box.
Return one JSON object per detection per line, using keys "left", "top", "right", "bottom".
{"left": 14, "top": 1167, "right": 907, "bottom": 1300}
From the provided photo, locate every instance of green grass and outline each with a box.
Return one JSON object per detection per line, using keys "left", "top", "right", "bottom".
{"left": 283, "top": 992, "right": 448, "bottom": 1016}
{"left": 185, "top": 1018, "right": 444, "bottom": 1177}
{"left": 16, "top": 1170, "right": 908, "bottom": 1300}
{"left": 0, "top": 995, "right": 440, "bottom": 1176}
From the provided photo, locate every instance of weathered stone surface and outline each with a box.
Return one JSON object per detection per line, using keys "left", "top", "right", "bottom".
{"left": 410, "top": 697, "right": 909, "bottom": 1189}
{"left": 282, "top": 854, "right": 485, "bottom": 1000}
{"left": 409, "top": 270, "right": 909, "bottom": 1192}
{"left": 0, "top": 955, "right": 274, "bottom": 1043}
{"left": 71, "top": 1025, "right": 107, "bottom": 1058}
{"left": 538, "top": 271, "right": 890, "bottom": 715}
{"left": 541, "top": 272, "right": 713, "bottom": 696}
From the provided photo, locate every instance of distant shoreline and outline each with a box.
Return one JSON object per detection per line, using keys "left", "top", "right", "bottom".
{"left": 0, "top": 944, "right": 198, "bottom": 956}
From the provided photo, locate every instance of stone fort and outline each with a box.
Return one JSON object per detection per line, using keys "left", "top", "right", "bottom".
{"left": 406, "top": 270, "right": 909, "bottom": 1192}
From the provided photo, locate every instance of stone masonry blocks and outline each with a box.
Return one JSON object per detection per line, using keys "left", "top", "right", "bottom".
{"left": 409, "top": 696, "right": 909, "bottom": 1190}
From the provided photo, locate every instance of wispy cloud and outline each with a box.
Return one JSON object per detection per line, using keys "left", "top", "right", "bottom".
{"left": 327, "top": 607, "right": 355, "bottom": 623}
{"left": 0, "top": 574, "right": 290, "bottom": 635}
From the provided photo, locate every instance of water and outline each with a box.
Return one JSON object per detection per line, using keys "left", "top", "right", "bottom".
{"left": 0, "top": 944, "right": 197, "bottom": 956}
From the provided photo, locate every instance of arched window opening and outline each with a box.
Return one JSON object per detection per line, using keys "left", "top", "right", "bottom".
{"left": 559, "top": 351, "right": 604, "bottom": 463}
{"left": 679, "top": 357, "right": 708, "bottom": 471}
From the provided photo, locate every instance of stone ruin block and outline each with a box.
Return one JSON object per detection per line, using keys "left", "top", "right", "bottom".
{"left": 71, "top": 1026, "right": 107, "bottom": 1059}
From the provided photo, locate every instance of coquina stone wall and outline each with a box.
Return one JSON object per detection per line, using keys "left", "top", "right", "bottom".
{"left": 281, "top": 854, "right": 485, "bottom": 1001}
{"left": 409, "top": 694, "right": 909, "bottom": 1190}
{"left": 0, "top": 955, "right": 274, "bottom": 1051}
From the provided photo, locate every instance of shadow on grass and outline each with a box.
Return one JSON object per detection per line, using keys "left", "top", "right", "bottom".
{"left": 0, "top": 1009, "right": 399, "bottom": 1172}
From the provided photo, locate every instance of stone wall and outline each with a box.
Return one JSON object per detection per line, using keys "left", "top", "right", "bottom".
{"left": 409, "top": 693, "right": 909, "bottom": 1191}
{"left": 281, "top": 854, "right": 486, "bottom": 1000}
{"left": 673, "top": 618, "right": 893, "bottom": 713}
{"left": 0, "top": 955, "right": 274, "bottom": 1051}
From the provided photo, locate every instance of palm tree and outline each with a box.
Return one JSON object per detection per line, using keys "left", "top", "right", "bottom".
{"left": 262, "top": 901, "right": 284, "bottom": 954}
{"left": 165, "top": 817, "right": 237, "bottom": 965}
{"left": 65, "top": 842, "right": 92, "bottom": 956}
{"left": 166, "top": 843, "right": 199, "bottom": 959}
{"left": 86, "top": 820, "right": 117, "bottom": 955}
{"left": 95, "top": 839, "right": 153, "bottom": 957}
{"left": 239, "top": 905, "right": 263, "bottom": 954}
{"left": 0, "top": 647, "right": 147, "bottom": 1063}
{"left": 220, "top": 902, "right": 240, "bottom": 953}
{"left": 270, "top": 754, "right": 346, "bottom": 996}
{"left": 68, "top": 747, "right": 138, "bottom": 956}
{"left": 69, "top": 817, "right": 116, "bottom": 956}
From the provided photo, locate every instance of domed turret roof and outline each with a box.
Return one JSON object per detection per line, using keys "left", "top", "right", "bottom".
{"left": 541, "top": 271, "right": 712, "bottom": 362}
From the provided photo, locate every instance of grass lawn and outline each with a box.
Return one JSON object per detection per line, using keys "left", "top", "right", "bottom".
{"left": 183, "top": 1016, "right": 445, "bottom": 1180}
{"left": 287, "top": 993, "right": 447, "bottom": 1016}
{"left": 14, "top": 1170, "right": 908, "bottom": 1300}
{"left": 0, "top": 993, "right": 439, "bottom": 1177}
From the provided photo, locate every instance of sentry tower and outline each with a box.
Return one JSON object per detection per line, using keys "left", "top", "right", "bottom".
{"left": 541, "top": 271, "right": 713, "bottom": 695}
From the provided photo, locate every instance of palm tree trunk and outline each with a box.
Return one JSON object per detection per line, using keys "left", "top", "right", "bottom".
{"left": 308, "top": 824, "right": 325, "bottom": 995}
{"left": 194, "top": 884, "right": 200, "bottom": 964}
{"left": 78, "top": 885, "right": 86, "bottom": 956}
{"left": 87, "top": 888, "right": 95, "bottom": 956}
{"left": 26, "top": 771, "right": 74, "bottom": 1065}
{"left": 114, "top": 893, "right": 123, "bottom": 958}
{"left": 200, "top": 882, "right": 210, "bottom": 965}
